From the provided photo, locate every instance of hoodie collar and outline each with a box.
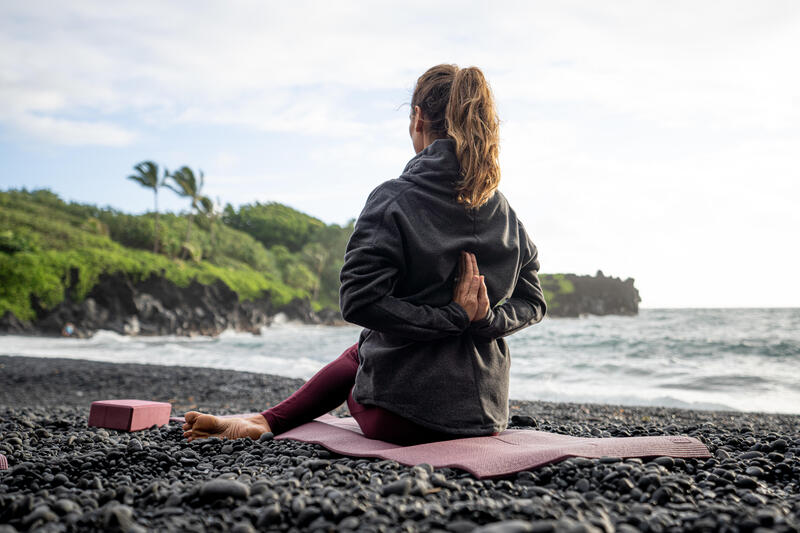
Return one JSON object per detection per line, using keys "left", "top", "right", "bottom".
{"left": 400, "top": 138, "right": 461, "bottom": 187}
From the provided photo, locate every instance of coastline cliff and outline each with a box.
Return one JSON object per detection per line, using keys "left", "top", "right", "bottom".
{"left": 0, "top": 270, "right": 641, "bottom": 337}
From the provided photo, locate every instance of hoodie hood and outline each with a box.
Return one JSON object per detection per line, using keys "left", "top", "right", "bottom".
{"left": 399, "top": 138, "right": 461, "bottom": 194}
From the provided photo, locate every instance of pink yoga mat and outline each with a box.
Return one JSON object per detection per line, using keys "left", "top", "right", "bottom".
{"left": 173, "top": 413, "right": 711, "bottom": 479}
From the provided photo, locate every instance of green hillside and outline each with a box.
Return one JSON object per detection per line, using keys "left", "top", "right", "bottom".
{"left": 0, "top": 189, "right": 353, "bottom": 321}
{"left": 1, "top": 187, "right": 589, "bottom": 324}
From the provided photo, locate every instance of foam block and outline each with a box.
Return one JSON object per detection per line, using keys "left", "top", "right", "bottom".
{"left": 89, "top": 399, "right": 172, "bottom": 432}
{"left": 0, "top": 454, "right": 7, "bottom": 470}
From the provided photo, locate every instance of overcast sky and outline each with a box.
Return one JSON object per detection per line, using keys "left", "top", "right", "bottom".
{"left": 1, "top": 1, "right": 798, "bottom": 308}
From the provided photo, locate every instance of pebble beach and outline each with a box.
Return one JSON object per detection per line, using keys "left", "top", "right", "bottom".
{"left": 1, "top": 355, "right": 799, "bottom": 532}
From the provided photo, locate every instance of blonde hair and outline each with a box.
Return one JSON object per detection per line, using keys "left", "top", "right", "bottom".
{"left": 411, "top": 64, "right": 501, "bottom": 209}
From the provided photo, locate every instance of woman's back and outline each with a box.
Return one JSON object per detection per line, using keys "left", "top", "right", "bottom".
{"left": 339, "top": 138, "right": 546, "bottom": 436}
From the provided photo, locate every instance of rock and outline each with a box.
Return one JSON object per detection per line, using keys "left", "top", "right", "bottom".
{"left": 650, "top": 486, "right": 672, "bottom": 505}
{"left": 382, "top": 478, "right": 413, "bottom": 497}
{"left": 652, "top": 456, "right": 674, "bottom": 469}
{"left": 769, "top": 438, "right": 788, "bottom": 452}
{"left": 474, "top": 519, "right": 535, "bottom": 533}
{"left": 23, "top": 505, "right": 58, "bottom": 527}
{"left": 199, "top": 479, "right": 250, "bottom": 501}
{"left": 256, "top": 502, "right": 281, "bottom": 527}
{"left": 101, "top": 503, "right": 135, "bottom": 530}
{"left": 53, "top": 499, "right": 79, "bottom": 515}
{"left": 231, "top": 522, "right": 256, "bottom": 533}
{"left": 511, "top": 415, "right": 538, "bottom": 427}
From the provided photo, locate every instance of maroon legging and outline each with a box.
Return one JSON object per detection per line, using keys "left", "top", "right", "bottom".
{"left": 261, "top": 342, "right": 496, "bottom": 445}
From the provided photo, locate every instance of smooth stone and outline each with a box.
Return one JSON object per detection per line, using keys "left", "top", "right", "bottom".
{"left": 23, "top": 505, "right": 58, "bottom": 527}
{"left": 256, "top": 502, "right": 281, "bottom": 527}
{"left": 199, "top": 479, "right": 250, "bottom": 501}
{"left": 651, "top": 486, "right": 672, "bottom": 505}
{"left": 734, "top": 475, "right": 758, "bottom": 489}
{"left": 653, "top": 457, "right": 674, "bottom": 468}
{"left": 511, "top": 415, "right": 537, "bottom": 427}
{"left": 617, "top": 478, "right": 635, "bottom": 493}
{"left": 53, "top": 499, "right": 79, "bottom": 515}
{"left": 769, "top": 439, "right": 788, "bottom": 452}
{"left": 382, "top": 478, "right": 412, "bottom": 497}
{"left": 230, "top": 522, "right": 256, "bottom": 533}
{"left": 745, "top": 466, "right": 764, "bottom": 477}
{"left": 739, "top": 451, "right": 763, "bottom": 460}
{"left": 474, "top": 519, "right": 534, "bottom": 533}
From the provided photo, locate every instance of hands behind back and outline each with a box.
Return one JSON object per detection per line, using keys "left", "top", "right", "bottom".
{"left": 452, "top": 251, "right": 490, "bottom": 322}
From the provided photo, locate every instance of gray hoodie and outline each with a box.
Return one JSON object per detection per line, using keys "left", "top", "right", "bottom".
{"left": 339, "top": 138, "right": 547, "bottom": 436}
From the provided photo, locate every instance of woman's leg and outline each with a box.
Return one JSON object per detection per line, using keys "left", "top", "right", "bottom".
{"left": 346, "top": 389, "right": 467, "bottom": 445}
{"left": 261, "top": 342, "right": 360, "bottom": 434}
{"left": 183, "top": 342, "right": 360, "bottom": 441}
{"left": 185, "top": 340, "right": 498, "bottom": 443}
{"left": 262, "top": 341, "right": 472, "bottom": 444}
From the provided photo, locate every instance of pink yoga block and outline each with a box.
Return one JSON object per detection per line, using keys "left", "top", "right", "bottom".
{"left": 88, "top": 400, "right": 172, "bottom": 432}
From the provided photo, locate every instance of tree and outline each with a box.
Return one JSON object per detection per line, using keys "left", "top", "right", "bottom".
{"left": 198, "top": 195, "right": 221, "bottom": 258}
{"left": 164, "top": 166, "right": 205, "bottom": 259}
{"left": 300, "top": 242, "right": 329, "bottom": 301}
{"left": 127, "top": 161, "right": 165, "bottom": 254}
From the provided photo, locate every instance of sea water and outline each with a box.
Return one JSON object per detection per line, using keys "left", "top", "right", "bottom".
{"left": 2, "top": 308, "right": 798, "bottom": 415}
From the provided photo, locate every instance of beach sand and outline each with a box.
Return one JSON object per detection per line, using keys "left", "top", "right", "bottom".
{"left": 0, "top": 355, "right": 798, "bottom": 532}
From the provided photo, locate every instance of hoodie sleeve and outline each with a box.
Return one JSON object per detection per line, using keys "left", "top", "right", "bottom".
{"left": 339, "top": 183, "right": 471, "bottom": 341}
{"left": 468, "top": 220, "right": 547, "bottom": 341}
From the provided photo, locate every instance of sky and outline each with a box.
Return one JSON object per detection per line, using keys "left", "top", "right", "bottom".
{"left": 1, "top": 1, "right": 798, "bottom": 308}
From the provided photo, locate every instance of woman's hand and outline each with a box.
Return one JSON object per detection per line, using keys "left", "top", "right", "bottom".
{"left": 453, "top": 251, "right": 490, "bottom": 322}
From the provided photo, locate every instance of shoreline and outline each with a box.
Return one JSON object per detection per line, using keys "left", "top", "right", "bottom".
{"left": 1, "top": 355, "right": 798, "bottom": 531}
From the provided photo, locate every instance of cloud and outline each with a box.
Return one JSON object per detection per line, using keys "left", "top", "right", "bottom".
{"left": 1, "top": 1, "right": 798, "bottom": 306}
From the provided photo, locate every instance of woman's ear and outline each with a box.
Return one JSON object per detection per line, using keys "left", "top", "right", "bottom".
{"left": 412, "top": 105, "right": 425, "bottom": 133}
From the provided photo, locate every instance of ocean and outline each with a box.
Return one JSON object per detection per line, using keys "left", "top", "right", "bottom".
{"left": 2, "top": 308, "right": 798, "bottom": 415}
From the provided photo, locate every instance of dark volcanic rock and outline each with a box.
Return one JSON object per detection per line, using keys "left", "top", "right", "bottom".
{"left": 543, "top": 271, "right": 642, "bottom": 317}
{"left": 0, "top": 272, "right": 345, "bottom": 338}
{"left": 1, "top": 356, "right": 798, "bottom": 532}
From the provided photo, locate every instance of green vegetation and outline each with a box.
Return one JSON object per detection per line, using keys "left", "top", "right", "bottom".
{"left": 0, "top": 188, "right": 353, "bottom": 321}
{"left": 1, "top": 168, "right": 577, "bottom": 323}
{"left": 126, "top": 161, "right": 165, "bottom": 254}
{"left": 539, "top": 273, "right": 574, "bottom": 310}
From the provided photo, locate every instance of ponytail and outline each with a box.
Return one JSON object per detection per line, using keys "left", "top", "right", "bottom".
{"left": 411, "top": 64, "right": 501, "bottom": 209}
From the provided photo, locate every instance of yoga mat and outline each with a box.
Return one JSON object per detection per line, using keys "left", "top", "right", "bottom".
{"left": 173, "top": 413, "right": 711, "bottom": 479}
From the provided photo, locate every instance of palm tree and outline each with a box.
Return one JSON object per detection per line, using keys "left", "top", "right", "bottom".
{"left": 198, "top": 195, "right": 221, "bottom": 257}
{"left": 164, "top": 166, "right": 204, "bottom": 259}
{"left": 127, "top": 161, "right": 165, "bottom": 254}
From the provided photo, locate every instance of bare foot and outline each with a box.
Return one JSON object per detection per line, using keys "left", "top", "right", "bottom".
{"left": 182, "top": 411, "right": 271, "bottom": 442}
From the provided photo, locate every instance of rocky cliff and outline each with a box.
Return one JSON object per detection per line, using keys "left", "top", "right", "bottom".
{"left": 0, "top": 270, "right": 641, "bottom": 337}
{"left": 0, "top": 272, "right": 345, "bottom": 338}
{"left": 542, "top": 270, "right": 641, "bottom": 317}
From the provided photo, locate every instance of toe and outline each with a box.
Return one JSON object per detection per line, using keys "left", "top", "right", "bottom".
{"left": 194, "top": 414, "right": 221, "bottom": 434}
{"left": 184, "top": 411, "right": 202, "bottom": 424}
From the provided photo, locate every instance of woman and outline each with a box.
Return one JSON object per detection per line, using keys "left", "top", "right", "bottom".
{"left": 183, "top": 64, "right": 547, "bottom": 445}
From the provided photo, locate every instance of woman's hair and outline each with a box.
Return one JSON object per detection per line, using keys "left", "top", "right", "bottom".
{"left": 411, "top": 64, "right": 501, "bottom": 209}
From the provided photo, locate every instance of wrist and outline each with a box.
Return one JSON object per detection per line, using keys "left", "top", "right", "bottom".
{"left": 471, "top": 306, "right": 493, "bottom": 326}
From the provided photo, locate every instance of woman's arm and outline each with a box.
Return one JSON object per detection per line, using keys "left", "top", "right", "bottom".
{"left": 339, "top": 185, "right": 471, "bottom": 341}
{"left": 468, "top": 221, "right": 547, "bottom": 341}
